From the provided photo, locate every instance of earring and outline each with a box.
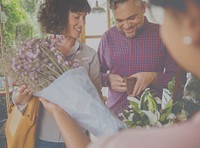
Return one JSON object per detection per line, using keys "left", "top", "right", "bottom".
{"left": 183, "top": 35, "right": 192, "bottom": 45}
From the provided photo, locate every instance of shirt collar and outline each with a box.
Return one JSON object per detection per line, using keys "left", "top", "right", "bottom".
{"left": 67, "top": 40, "right": 80, "bottom": 56}
{"left": 135, "top": 16, "right": 149, "bottom": 36}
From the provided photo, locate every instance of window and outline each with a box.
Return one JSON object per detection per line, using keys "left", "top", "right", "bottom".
{"left": 80, "top": 0, "right": 111, "bottom": 51}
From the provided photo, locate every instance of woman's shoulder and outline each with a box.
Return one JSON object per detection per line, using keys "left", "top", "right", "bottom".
{"left": 79, "top": 42, "right": 97, "bottom": 56}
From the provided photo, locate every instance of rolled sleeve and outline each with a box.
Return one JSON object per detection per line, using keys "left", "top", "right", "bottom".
{"left": 155, "top": 49, "right": 177, "bottom": 89}
{"left": 12, "top": 87, "right": 28, "bottom": 112}
{"left": 98, "top": 34, "right": 110, "bottom": 87}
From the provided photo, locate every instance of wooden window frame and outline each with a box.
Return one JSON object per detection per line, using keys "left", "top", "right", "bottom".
{"left": 80, "top": 0, "right": 111, "bottom": 43}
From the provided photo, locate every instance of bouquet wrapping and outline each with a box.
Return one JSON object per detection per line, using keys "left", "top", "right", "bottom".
{"left": 37, "top": 66, "right": 125, "bottom": 137}
{"left": 5, "top": 35, "right": 126, "bottom": 137}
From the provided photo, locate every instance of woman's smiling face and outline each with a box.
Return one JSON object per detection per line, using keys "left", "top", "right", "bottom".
{"left": 65, "top": 11, "right": 87, "bottom": 39}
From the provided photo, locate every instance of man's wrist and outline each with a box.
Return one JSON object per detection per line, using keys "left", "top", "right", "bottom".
{"left": 152, "top": 72, "right": 158, "bottom": 84}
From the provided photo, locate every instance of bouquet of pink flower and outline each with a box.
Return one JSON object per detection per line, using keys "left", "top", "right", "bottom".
{"left": 5, "top": 35, "right": 126, "bottom": 137}
{"left": 10, "top": 35, "right": 82, "bottom": 92}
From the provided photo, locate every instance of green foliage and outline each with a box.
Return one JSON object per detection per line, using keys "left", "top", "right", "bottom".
{"left": 160, "top": 99, "right": 173, "bottom": 124}
{"left": 140, "top": 91, "right": 158, "bottom": 111}
{"left": 120, "top": 90, "right": 177, "bottom": 128}
{"left": 173, "top": 99, "right": 200, "bottom": 119}
{"left": 121, "top": 86, "right": 200, "bottom": 129}
{"left": 16, "top": 21, "right": 34, "bottom": 40}
{"left": 20, "top": 0, "right": 35, "bottom": 14}
{"left": 167, "top": 78, "right": 175, "bottom": 95}
{"left": 2, "top": 0, "right": 28, "bottom": 46}
{"left": 110, "top": 17, "right": 116, "bottom": 27}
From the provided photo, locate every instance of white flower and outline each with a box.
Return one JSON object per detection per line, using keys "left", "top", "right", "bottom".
{"left": 166, "top": 113, "right": 176, "bottom": 120}
{"left": 142, "top": 110, "right": 160, "bottom": 126}
{"left": 127, "top": 96, "right": 139, "bottom": 103}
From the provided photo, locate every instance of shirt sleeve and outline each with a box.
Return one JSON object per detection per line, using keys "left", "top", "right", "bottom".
{"left": 89, "top": 52, "right": 103, "bottom": 96}
{"left": 12, "top": 87, "right": 28, "bottom": 112}
{"left": 98, "top": 34, "right": 110, "bottom": 87}
{"left": 154, "top": 49, "right": 177, "bottom": 89}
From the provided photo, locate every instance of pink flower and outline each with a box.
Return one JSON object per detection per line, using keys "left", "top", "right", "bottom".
{"left": 7, "top": 35, "right": 86, "bottom": 93}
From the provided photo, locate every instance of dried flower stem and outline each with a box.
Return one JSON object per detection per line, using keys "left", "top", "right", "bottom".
{"left": 42, "top": 64, "right": 61, "bottom": 78}
{"left": 40, "top": 45, "right": 65, "bottom": 74}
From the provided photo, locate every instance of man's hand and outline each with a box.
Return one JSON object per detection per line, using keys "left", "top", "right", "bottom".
{"left": 109, "top": 74, "right": 127, "bottom": 92}
{"left": 130, "top": 72, "right": 157, "bottom": 96}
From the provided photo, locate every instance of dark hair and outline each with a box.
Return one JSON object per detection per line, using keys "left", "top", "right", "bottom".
{"left": 38, "top": 0, "right": 91, "bottom": 34}
{"left": 110, "top": 0, "right": 143, "bottom": 9}
{"left": 150, "top": 0, "right": 200, "bottom": 11}
{"left": 110, "top": 0, "right": 128, "bottom": 9}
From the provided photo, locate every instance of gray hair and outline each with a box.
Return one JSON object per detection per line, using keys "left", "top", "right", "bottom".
{"left": 109, "top": 0, "right": 143, "bottom": 9}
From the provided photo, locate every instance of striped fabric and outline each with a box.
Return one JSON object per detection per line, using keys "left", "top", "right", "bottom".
{"left": 98, "top": 17, "right": 177, "bottom": 116}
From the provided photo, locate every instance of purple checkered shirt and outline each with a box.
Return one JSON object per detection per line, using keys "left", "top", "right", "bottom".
{"left": 98, "top": 17, "right": 177, "bottom": 116}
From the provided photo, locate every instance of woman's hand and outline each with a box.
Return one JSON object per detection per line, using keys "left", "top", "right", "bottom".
{"left": 39, "top": 98, "right": 63, "bottom": 114}
{"left": 39, "top": 98, "right": 90, "bottom": 148}
{"left": 14, "top": 85, "right": 32, "bottom": 105}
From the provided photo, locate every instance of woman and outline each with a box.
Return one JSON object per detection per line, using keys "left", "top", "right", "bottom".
{"left": 40, "top": 0, "right": 200, "bottom": 147}
{"left": 13, "top": 0, "right": 102, "bottom": 147}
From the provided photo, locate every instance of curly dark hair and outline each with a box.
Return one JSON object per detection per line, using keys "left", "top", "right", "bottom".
{"left": 38, "top": 0, "right": 91, "bottom": 35}
{"left": 150, "top": 0, "right": 200, "bottom": 11}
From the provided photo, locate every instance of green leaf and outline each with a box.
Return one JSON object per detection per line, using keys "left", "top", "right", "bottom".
{"left": 130, "top": 101, "right": 141, "bottom": 112}
{"left": 163, "top": 99, "right": 173, "bottom": 116}
{"left": 167, "top": 78, "right": 175, "bottom": 94}
{"left": 160, "top": 112, "right": 167, "bottom": 122}
{"left": 125, "top": 121, "right": 134, "bottom": 128}
{"left": 147, "top": 95, "right": 158, "bottom": 111}
{"left": 122, "top": 110, "right": 131, "bottom": 119}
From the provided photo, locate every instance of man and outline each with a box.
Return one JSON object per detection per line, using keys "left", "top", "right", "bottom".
{"left": 98, "top": 0, "right": 177, "bottom": 116}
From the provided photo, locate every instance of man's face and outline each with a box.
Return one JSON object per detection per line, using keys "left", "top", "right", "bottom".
{"left": 112, "top": 0, "right": 146, "bottom": 38}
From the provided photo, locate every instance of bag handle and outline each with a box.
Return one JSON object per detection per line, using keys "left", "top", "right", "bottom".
{"left": 23, "top": 97, "right": 40, "bottom": 121}
{"left": 8, "top": 102, "right": 15, "bottom": 114}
